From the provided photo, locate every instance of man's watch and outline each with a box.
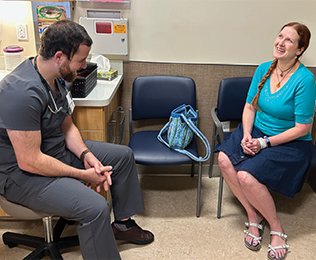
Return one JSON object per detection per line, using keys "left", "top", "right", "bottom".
{"left": 264, "top": 136, "right": 271, "bottom": 148}
{"left": 80, "top": 148, "right": 91, "bottom": 162}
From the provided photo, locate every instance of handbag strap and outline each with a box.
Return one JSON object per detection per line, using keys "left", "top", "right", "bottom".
{"left": 157, "top": 122, "right": 171, "bottom": 147}
{"left": 176, "top": 113, "right": 211, "bottom": 162}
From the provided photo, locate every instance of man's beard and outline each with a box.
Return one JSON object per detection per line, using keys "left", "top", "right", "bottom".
{"left": 59, "top": 61, "right": 77, "bottom": 82}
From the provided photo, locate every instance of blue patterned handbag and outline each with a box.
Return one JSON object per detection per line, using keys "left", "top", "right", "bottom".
{"left": 157, "top": 104, "right": 210, "bottom": 162}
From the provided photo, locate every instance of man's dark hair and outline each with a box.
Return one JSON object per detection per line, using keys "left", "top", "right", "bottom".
{"left": 39, "top": 20, "right": 93, "bottom": 60}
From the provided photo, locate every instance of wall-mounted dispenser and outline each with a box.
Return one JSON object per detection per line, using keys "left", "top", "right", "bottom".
{"left": 79, "top": 11, "right": 128, "bottom": 56}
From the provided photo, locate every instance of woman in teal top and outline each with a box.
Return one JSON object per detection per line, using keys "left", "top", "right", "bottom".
{"left": 247, "top": 60, "right": 315, "bottom": 140}
{"left": 217, "top": 22, "right": 315, "bottom": 260}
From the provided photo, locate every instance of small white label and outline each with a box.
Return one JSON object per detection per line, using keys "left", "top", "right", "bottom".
{"left": 222, "top": 121, "right": 230, "bottom": 132}
{"left": 66, "top": 91, "right": 75, "bottom": 115}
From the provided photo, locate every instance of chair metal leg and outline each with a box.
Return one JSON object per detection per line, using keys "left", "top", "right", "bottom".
{"left": 196, "top": 160, "right": 202, "bottom": 218}
{"left": 217, "top": 173, "right": 224, "bottom": 219}
{"left": 43, "top": 216, "right": 54, "bottom": 243}
{"left": 208, "top": 124, "right": 217, "bottom": 178}
{"left": 191, "top": 162, "right": 195, "bottom": 177}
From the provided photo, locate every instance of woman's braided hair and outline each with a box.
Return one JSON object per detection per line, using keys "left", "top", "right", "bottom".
{"left": 251, "top": 22, "right": 311, "bottom": 111}
{"left": 251, "top": 59, "right": 277, "bottom": 111}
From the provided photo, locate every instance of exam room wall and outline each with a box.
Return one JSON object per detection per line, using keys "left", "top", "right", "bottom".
{"left": 0, "top": 1, "right": 36, "bottom": 58}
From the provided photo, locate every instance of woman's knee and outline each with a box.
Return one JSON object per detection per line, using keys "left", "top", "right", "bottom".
{"left": 237, "top": 171, "right": 255, "bottom": 187}
{"left": 218, "top": 152, "right": 231, "bottom": 171}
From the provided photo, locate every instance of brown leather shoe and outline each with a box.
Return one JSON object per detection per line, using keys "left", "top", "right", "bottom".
{"left": 111, "top": 220, "right": 154, "bottom": 245}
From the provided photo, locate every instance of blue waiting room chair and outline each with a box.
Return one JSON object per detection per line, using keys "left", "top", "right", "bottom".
{"left": 209, "top": 77, "right": 252, "bottom": 218}
{"left": 128, "top": 75, "right": 203, "bottom": 217}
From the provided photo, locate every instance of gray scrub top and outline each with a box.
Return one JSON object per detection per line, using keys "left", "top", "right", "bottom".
{"left": 0, "top": 58, "right": 71, "bottom": 194}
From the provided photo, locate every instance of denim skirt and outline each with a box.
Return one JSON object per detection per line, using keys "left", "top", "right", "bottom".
{"left": 216, "top": 123, "right": 313, "bottom": 198}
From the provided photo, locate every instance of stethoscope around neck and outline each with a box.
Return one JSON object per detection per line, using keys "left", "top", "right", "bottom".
{"left": 33, "top": 55, "right": 64, "bottom": 114}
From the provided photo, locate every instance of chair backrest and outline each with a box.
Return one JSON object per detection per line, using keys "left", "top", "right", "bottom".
{"left": 216, "top": 77, "right": 252, "bottom": 121}
{"left": 131, "top": 75, "right": 196, "bottom": 121}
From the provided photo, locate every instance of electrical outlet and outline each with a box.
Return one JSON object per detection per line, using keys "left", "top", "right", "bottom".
{"left": 16, "top": 23, "right": 28, "bottom": 41}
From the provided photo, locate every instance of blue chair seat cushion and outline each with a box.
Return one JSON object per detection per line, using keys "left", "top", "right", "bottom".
{"left": 129, "top": 131, "right": 199, "bottom": 165}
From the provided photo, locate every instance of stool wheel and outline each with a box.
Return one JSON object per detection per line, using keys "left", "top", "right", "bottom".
{"left": 4, "top": 241, "right": 17, "bottom": 248}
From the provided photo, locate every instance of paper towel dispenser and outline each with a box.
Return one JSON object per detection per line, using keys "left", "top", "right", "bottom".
{"left": 79, "top": 16, "right": 128, "bottom": 56}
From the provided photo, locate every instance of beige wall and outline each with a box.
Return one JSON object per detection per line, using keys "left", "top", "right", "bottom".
{"left": 126, "top": 0, "right": 316, "bottom": 66}
{"left": 2, "top": 1, "right": 316, "bottom": 66}
{"left": 75, "top": 0, "right": 316, "bottom": 66}
{"left": 0, "top": 1, "right": 36, "bottom": 58}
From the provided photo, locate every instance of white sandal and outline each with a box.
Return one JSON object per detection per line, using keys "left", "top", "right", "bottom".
{"left": 267, "top": 231, "right": 290, "bottom": 260}
{"left": 244, "top": 220, "right": 265, "bottom": 251}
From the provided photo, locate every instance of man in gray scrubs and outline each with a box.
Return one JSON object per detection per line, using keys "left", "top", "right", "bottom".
{"left": 0, "top": 20, "right": 154, "bottom": 259}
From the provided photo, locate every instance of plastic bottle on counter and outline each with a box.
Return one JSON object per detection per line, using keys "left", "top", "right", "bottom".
{"left": 3, "top": 45, "right": 24, "bottom": 73}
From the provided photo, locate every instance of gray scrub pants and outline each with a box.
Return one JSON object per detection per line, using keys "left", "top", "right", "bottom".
{"left": 4, "top": 141, "right": 145, "bottom": 260}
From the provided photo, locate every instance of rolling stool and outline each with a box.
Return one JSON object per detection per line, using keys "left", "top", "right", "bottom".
{"left": 0, "top": 196, "right": 79, "bottom": 260}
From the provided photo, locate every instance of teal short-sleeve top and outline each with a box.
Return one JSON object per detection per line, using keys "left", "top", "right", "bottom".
{"left": 246, "top": 61, "right": 316, "bottom": 141}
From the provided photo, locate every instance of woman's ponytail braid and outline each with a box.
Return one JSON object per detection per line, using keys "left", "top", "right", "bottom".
{"left": 252, "top": 59, "right": 278, "bottom": 111}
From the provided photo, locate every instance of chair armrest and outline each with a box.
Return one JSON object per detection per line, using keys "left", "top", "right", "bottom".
{"left": 211, "top": 107, "right": 225, "bottom": 144}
